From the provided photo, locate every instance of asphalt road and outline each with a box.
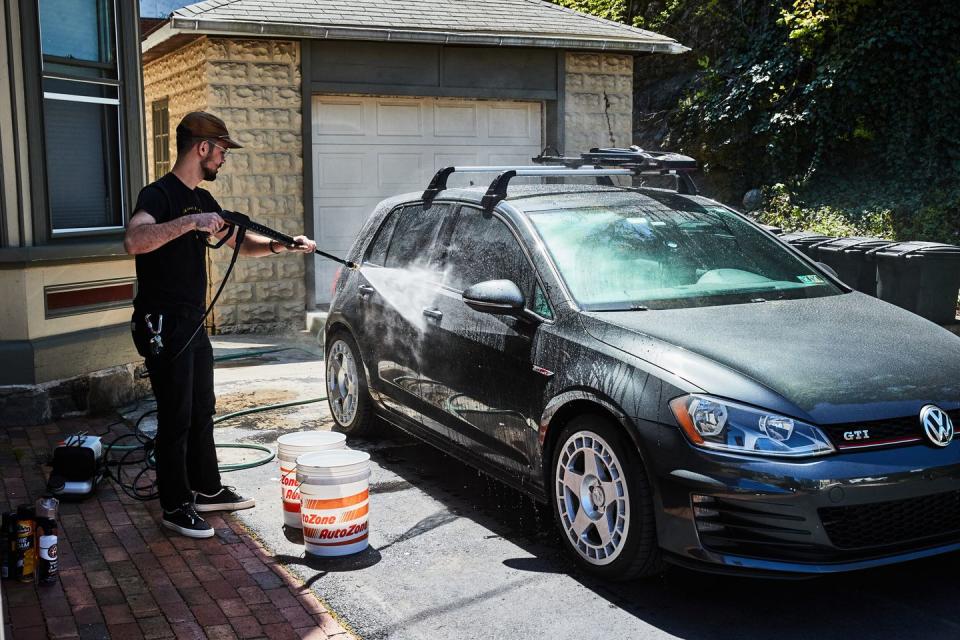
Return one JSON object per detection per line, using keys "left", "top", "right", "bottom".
{"left": 162, "top": 334, "right": 960, "bottom": 640}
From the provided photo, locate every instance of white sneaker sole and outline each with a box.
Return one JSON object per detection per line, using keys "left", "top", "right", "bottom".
{"left": 194, "top": 498, "right": 255, "bottom": 512}
{"left": 162, "top": 519, "right": 216, "bottom": 538}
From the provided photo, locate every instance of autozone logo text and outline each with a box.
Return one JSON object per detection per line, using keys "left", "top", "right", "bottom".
{"left": 315, "top": 521, "right": 368, "bottom": 540}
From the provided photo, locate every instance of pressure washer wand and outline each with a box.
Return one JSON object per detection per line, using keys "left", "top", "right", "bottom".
{"left": 219, "top": 210, "right": 358, "bottom": 269}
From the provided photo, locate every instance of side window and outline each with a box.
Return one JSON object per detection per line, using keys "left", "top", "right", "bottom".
{"left": 365, "top": 207, "right": 401, "bottom": 266}
{"left": 533, "top": 284, "right": 554, "bottom": 320}
{"left": 442, "top": 207, "right": 537, "bottom": 304}
{"left": 384, "top": 204, "right": 449, "bottom": 270}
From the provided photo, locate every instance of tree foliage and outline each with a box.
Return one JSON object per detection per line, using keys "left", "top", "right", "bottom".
{"left": 552, "top": 0, "right": 960, "bottom": 243}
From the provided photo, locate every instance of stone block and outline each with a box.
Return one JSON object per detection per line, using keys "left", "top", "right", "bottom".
{"left": 271, "top": 41, "right": 298, "bottom": 65}
{"left": 206, "top": 38, "right": 229, "bottom": 60}
{"left": 567, "top": 53, "right": 601, "bottom": 73}
{"left": 277, "top": 302, "right": 306, "bottom": 326}
{"left": 233, "top": 174, "right": 274, "bottom": 197}
{"left": 273, "top": 87, "right": 300, "bottom": 107}
{"left": 273, "top": 174, "right": 301, "bottom": 196}
{"left": 0, "top": 386, "right": 51, "bottom": 427}
{"left": 220, "top": 282, "right": 256, "bottom": 304}
{"left": 255, "top": 280, "right": 296, "bottom": 302}
{"left": 230, "top": 85, "right": 271, "bottom": 107}
{"left": 252, "top": 152, "right": 295, "bottom": 174}
{"left": 226, "top": 154, "right": 251, "bottom": 172}
{"left": 249, "top": 108, "right": 294, "bottom": 129}
{"left": 208, "top": 61, "right": 248, "bottom": 82}
{"left": 248, "top": 63, "right": 293, "bottom": 85}
{"left": 132, "top": 364, "right": 153, "bottom": 399}
{"left": 217, "top": 107, "right": 250, "bottom": 127}
{"left": 46, "top": 377, "right": 89, "bottom": 416}
{"left": 278, "top": 259, "right": 305, "bottom": 279}
{"left": 235, "top": 260, "right": 275, "bottom": 282}
{"left": 213, "top": 305, "right": 238, "bottom": 330}
{"left": 238, "top": 303, "right": 277, "bottom": 324}
{"left": 601, "top": 55, "right": 632, "bottom": 75}
{"left": 208, "top": 84, "right": 231, "bottom": 107}
{"left": 87, "top": 366, "right": 137, "bottom": 415}
{"left": 229, "top": 40, "right": 271, "bottom": 61}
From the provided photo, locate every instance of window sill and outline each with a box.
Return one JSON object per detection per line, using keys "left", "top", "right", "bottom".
{"left": 0, "top": 241, "right": 129, "bottom": 266}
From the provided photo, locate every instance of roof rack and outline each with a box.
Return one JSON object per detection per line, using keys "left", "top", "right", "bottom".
{"left": 533, "top": 146, "right": 699, "bottom": 195}
{"left": 420, "top": 146, "right": 699, "bottom": 209}
{"left": 421, "top": 165, "right": 630, "bottom": 203}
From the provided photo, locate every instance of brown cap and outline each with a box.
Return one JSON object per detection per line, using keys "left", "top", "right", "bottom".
{"left": 176, "top": 111, "right": 243, "bottom": 149}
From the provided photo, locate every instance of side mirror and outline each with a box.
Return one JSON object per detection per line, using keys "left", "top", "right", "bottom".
{"left": 462, "top": 279, "right": 525, "bottom": 315}
{"left": 815, "top": 261, "right": 840, "bottom": 280}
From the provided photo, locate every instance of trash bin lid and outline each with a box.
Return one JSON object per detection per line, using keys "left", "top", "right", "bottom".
{"left": 815, "top": 236, "right": 894, "bottom": 254}
{"left": 872, "top": 240, "right": 960, "bottom": 258}
{"left": 779, "top": 231, "right": 836, "bottom": 246}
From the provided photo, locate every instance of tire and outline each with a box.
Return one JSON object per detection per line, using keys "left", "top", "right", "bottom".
{"left": 324, "top": 330, "right": 377, "bottom": 437}
{"left": 550, "top": 414, "right": 664, "bottom": 580}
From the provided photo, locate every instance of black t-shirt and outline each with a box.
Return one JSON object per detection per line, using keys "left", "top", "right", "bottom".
{"left": 132, "top": 173, "right": 221, "bottom": 314}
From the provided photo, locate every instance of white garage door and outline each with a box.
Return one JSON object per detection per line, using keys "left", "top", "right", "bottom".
{"left": 311, "top": 95, "right": 543, "bottom": 303}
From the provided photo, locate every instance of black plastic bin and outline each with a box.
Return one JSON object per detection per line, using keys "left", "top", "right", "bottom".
{"left": 872, "top": 241, "right": 960, "bottom": 324}
{"left": 779, "top": 231, "right": 837, "bottom": 259}
{"left": 812, "top": 237, "right": 895, "bottom": 295}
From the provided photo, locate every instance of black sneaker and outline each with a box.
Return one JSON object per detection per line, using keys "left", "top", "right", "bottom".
{"left": 194, "top": 486, "right": 255, "bottom": 512}
{"left": 162, "top": 503, "right": 215, "bottom": 538}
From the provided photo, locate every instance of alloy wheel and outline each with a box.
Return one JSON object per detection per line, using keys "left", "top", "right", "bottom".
{"left": 327, "top": 339, "right": 359, "bottom": 426}
{"left": 555, "top": 430, "right": 630, "bottom": 565}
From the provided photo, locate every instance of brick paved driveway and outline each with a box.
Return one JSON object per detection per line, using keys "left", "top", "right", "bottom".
{"left": 0, "top": 416, "right": 354, "bottom": 640}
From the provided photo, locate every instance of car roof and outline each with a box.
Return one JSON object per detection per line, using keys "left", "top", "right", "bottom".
{"left": 388, "top": 183, "right": 728, "bottom": 215}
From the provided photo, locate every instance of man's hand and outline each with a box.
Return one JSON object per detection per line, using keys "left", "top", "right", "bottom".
{"left": 287, "top": 235, "right": 317, "bottom": 253}
{"left": 192, "top": 212, "right": 225, "bottom": 234}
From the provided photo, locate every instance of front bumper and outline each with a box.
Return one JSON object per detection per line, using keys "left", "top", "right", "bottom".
{"left": 653, "top": 429, "right": 960, "bottom": 575}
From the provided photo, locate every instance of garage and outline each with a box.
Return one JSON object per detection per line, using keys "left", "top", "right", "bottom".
{"left": 311, "top": 95, "right": 543, "bottom": 302}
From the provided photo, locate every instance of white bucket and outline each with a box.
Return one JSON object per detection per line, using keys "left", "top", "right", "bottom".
{"left": 277, "top": 432, "right": 346, "bottom": 528}
{"left": 297, "top": 449, "right": 371, "bottom": 557}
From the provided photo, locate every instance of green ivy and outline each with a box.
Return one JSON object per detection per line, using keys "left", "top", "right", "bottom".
{"left": 551, "top": 0, "right": 960, "bottom": 245}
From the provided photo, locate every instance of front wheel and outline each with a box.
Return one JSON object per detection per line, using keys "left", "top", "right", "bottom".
{"left": 325, "top": 331, "right": 377, "bottom": 437}
{"left": 551, "top": 415, "right": 663, "bottom": 580}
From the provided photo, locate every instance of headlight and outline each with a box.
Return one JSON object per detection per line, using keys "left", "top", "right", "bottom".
{"left": 669, "top": 394, "right": 835, "bottom": 458}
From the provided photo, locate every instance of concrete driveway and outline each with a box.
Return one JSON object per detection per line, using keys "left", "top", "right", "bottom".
{"left": 153, "top": 332, "right": 960, "bottom": 640}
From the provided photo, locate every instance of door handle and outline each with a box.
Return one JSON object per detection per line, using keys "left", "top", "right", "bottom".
{"left": 358, "top": 285, "right": 374, "bottom": 299}
{"left": 422, "top": 308, "right": 443, "bottom": 321}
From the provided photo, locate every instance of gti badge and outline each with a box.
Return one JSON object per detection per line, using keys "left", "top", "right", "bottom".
{"left": 920, "top": 405, "right": 954, "bottom": 447}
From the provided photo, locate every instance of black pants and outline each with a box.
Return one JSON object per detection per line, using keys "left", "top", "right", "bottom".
{"left": 132, "top": 310, "right": 222, "bottom": 512}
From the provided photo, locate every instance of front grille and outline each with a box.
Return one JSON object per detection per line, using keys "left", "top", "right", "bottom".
{"left": 820, "top": 409, "right": 960, "bottom": 451}
{"left": 820, "top": 489, "right": 960, "bottom": 549}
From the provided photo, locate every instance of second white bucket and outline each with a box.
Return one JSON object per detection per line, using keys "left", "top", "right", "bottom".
{"left": 277, "top": 431, "right": 346, "bottom": 528}
{"left": 297, "top": 449, "right": 371, "bottom": 557}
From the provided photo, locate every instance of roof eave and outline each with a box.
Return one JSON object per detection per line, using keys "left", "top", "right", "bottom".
{"left": 154, "top": 16, "right": 689, "bottom": 54}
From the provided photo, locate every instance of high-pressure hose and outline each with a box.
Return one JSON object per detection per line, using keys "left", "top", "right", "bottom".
{"left": 104, "top": 348, "right": 327, "bottom": 501}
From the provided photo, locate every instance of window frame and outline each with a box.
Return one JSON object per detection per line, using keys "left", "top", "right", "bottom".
{"left": 21, "top": 0, "right": 143, "bottom": 244}
{"left": 152, "top": 98, "right": 170, "bottom": 180}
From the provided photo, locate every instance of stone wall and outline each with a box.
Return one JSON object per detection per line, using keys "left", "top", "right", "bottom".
{"left": 143, "top": 38, "right": 306, "bottom": 334}
{"left": 564, "top": 52, "right": 634, "bottom": 154}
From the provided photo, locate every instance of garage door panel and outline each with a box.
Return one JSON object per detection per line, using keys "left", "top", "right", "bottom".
{"left": 312, "top": 95, "right": 541, "bottom": 303}
{"left": 377, "top": 101, "right": 424, "bottom": 137}
{"left": 435, "top": 103, "right": 479, "bottom": 137}
{"left": 314, "top": 99, "right": 366, "bottom": 136}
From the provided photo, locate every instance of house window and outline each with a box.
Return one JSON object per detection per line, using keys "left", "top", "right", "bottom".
{"left": 38, "top": 0, "right": 124, "bottom": 234}
{"left": 152, "top": 99, "right": 170, "bottom": 179}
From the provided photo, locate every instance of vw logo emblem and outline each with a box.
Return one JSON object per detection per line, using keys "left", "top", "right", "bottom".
{"left": 921, "top": 405, "right": 954, "bottom": 447}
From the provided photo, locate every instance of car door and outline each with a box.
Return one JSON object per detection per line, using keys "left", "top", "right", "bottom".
{"left": 355, "top": 202, "right": 450, "bottom": 425}
{"left": 418, "top": 205, "right": 554, "bottom": 476}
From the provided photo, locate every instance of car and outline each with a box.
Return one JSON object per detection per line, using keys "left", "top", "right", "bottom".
{"left": 323, "top": 149, "right": 960, "bottom": 579}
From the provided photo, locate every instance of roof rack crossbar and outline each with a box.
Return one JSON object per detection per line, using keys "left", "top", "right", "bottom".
{"left": 533, "top": 145, "right": 699, "bottom": 195}
{"left": 422, "top": 165, "right": 629, "bottom": 201}
{"left": 480, "top": 169, "right": 632, "bottom": 209}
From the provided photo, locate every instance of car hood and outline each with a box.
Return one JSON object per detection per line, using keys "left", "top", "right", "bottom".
{"left": 581, "top": 292, "right": 960, "bottom": 423}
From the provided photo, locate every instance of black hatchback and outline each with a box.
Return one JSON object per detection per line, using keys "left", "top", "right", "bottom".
{"left": 324, "top": 168, "right": 960, "bottom": 578}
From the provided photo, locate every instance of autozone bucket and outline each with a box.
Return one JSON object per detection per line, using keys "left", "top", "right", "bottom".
{"left": 297, "top": 449, "right": 371, "bottom": 557}
{"left": 277, "top": 432, "right": 346, "bottom": 528}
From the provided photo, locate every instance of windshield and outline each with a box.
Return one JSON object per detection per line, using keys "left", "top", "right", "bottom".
{"left": 526, "top": 192, "right": 843, "bottom": 310}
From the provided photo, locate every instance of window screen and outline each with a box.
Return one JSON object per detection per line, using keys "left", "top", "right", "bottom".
{"left": 39, "top": 0, "right": 124, "bottom": 233}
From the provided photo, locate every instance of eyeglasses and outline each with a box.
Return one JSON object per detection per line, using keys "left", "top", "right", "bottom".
{"left": 207, "top": 140, "right": 230, "bottom": 157}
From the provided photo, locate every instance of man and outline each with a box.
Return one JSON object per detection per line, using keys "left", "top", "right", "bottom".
{"left": 124, "top": 112, "right": 317, "bottom": 538}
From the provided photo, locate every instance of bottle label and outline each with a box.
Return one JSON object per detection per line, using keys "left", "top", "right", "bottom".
{"left": 39, "top": 535, "right": 58, "bottom": 561}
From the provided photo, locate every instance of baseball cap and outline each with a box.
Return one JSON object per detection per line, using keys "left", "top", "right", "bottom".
{"left": 176, "top": 111, "right": 243, "bottom": 149}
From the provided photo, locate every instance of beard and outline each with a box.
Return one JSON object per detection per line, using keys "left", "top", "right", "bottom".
{"left": 202, "top": 165, "right": 219, "bottom": 181}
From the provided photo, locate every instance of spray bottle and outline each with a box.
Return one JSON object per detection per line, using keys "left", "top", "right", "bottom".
{"left": 14, "top": 504, "right": 36, "bottom": 583}
{"left": 35, "top": 496, "right": 59, "bottom": 584}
